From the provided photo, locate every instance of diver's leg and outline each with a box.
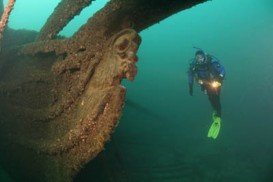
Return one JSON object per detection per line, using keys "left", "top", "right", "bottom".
{"left": 207, "top": 91, "right": 222, "bottom": 139}
{"left": 207, "top": 89, "right": 222, "bottom": 139}
{"left": 207, "top": 90, "right": 221, "bottom": 117}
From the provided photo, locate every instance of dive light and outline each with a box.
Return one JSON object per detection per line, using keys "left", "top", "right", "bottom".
{"left": 198, "top": 80, "right": 221, "bottom": 88}
{"left": 211, "top": 81, "right": 221, "bottom": 88}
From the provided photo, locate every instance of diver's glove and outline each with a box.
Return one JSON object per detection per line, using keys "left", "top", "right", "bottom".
{"left": 189, "top": 84, "right": 193, "bottom": 96}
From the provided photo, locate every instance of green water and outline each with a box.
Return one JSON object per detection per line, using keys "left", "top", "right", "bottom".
{"left": 76, "top": 0, "right": 273, "bottom": 181}
{"left": 3, "top": 0, "right": 273, "bottom": 181}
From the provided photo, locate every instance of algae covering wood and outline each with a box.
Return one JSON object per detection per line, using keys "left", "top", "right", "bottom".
{"left": 0, "top": 0, "right": 16, "bottom": 41}
{"left": 36, "top": 0, "right": 93, "bottom": 41}
{"left": 0, "top": 0, "right": 209, "bottom": 181}
{"left": 0, "top": 28, "right": 141, "bottom": 182}
{"left": 74, "top": 0, "right": 209, "bottom": 39}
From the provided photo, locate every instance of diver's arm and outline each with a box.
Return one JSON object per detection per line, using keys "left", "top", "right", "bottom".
{"left": 218, "top": 66, "right": 225, "bottom": 82}
{"left": 189, "top": 83, "right": 193, "bottom": 96}
{"left": 217, "top": 65, "right": 225, "bottom": 83}
{"left": 211, "top": 61, "right": 225, "bottom": 83}
{"left": 188, "top": 64, "right": 194, "bottom": 96}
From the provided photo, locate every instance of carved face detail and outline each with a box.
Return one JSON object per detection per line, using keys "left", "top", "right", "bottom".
{"left": 113, "top": 30, "right": 141, "bottom": 81}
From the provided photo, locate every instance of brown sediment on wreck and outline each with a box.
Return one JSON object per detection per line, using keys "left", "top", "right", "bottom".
{"left": 0, "top": 0, "right": 208, "bottom": 181}
{"left": 0, "top": 0, "right": 37, "bottom": 50}
{"left": 36, "top": 0, "right": 93, "bottom": 41}
{"left": 0, "top": 28, "right": 141, "bottom": 182}
{"left": 0, "top": 0, "right": 16, "bottom": 42}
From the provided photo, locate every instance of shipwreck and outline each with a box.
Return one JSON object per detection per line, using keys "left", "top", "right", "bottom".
{"left": 0, "top": 0, "right": 207, "bottom": 181}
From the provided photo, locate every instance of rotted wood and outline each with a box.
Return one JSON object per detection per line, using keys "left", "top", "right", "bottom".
{"left": 36, "top": 0, "right": 93, "bottom": 41}
{"left": 0, "top": 0, "right": 208, "bottom": 181}
{"left": 0, "top": 28, "right": 141, "bottom": 182}
{"left": 0, "top": 0, "right": 16, "bottom": 45}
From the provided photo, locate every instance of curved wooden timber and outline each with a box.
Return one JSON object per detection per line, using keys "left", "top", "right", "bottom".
{"left": 0, "top": 0, "right": 208, "bottom": 181}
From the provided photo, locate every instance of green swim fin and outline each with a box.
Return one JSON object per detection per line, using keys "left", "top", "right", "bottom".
{"left": 207, "top": 112, "right": 221, "bottom": 139}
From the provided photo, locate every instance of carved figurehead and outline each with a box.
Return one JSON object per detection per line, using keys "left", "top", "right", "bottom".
{"left": 114, "top": 29, "right": 141, "bottom": 81}
{"left": 91, "top": 29, "right": 141, "bottom": 87}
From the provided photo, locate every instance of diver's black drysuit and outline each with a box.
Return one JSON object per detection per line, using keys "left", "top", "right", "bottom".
{"left": 188, "top": 55, "right": 225, "bottom": 117}
{"left": 204, "top": 83, "right": 222, "bottom": 117}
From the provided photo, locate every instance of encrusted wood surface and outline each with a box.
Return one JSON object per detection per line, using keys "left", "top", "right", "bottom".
{"left": 0, "top": 0, "right": 208, "bottom": 181}
{"left": 36, "top": 0, "right": 93, "bottom": 41}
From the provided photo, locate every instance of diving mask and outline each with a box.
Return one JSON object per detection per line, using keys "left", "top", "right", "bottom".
{"left": 195, "top": 54, "right": 206, "bottom": 64}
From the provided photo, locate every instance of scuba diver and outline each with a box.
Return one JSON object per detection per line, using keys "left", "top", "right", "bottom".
{"left": 188, "top": 49, "right": 225, "bottom": 139}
